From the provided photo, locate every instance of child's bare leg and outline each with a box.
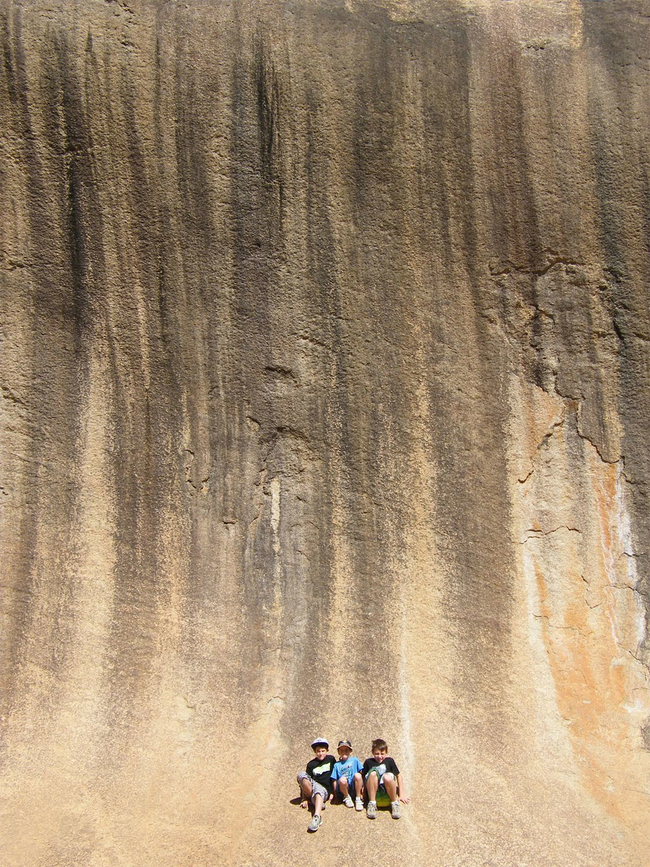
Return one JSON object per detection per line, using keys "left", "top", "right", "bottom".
{"left": 313, "top": 792, "right": 324, "bottom": 818}
{"left": 365, "top": 773, "right": 379, "bottom": 801}
{"left": 353, "top": 773, "right": 363, "bottom": 798}
{"left": 298, "top": 776, "right": 313, "bottom": 808}
{"left": 383, "top": 773, "right": 398, "bottom": 801}
{"left": 338, "top": 777, "right": 349, "bottom": 799}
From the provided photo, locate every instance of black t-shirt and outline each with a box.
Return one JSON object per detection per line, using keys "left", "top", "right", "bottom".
{"left": 362, "top": 756, "right": 400, "bottom": 778}
{"left": 306, "top": 755, "right": 336, "bottom": 793}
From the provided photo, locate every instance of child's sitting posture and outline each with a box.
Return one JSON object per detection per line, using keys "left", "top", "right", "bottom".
{"left": 297, "top": 737, "right": 335, "bottom": 832}
{"left": 362, "top": 737, "right": 410, "bottom": 819}
{"left": 331, "top": 739, "right": 364, "bottom": 811}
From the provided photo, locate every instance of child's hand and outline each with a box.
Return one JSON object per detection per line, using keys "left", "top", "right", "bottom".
{"left": 300, "top": 799, "right": 309, "bottom": 809}
{"left": 400, "top": 795, "right": 411, "bottom": 804}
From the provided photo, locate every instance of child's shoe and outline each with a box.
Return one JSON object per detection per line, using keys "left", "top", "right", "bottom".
{"left": 391, "top": 801, "right": 401, "bottom": 819}
{"left": 355, "top": 797, "right": 364, "bottom": 811}
{"left": 343, "top": 795, "right": 354, "bottom": 808}
{"left": 366, "top": 800, "right": 377, "bottom": 819}
{"left": 308, "top": 815, "right": 321, "bottom": 832}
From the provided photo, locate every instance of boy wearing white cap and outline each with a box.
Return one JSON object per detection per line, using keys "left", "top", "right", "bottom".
{"left": 331, "top": 740, "right": 364, "bottom": 811}
{"left": 297, "top": 738, "right": 336, "bottom": 832}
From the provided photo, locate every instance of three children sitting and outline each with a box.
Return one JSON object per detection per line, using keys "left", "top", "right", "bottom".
{"left": 297, "top": 736, "right": 410, "bottom": 832}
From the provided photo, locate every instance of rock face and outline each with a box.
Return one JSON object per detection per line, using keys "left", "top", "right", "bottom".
{"left": 1, "top": 1, "right": 649, "bottom": 864}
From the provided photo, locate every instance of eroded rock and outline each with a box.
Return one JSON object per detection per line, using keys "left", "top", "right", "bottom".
{"left": 1, "top": 2, "right": 649, "bottom": 865}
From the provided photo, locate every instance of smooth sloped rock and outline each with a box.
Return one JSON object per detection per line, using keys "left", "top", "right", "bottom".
{"left": 1, "top": 2, "right": 649, "bottom": 865}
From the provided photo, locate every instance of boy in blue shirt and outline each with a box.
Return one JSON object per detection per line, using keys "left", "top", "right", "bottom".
{"left": 331, "top": 739, "right": 364, "bottom": 811}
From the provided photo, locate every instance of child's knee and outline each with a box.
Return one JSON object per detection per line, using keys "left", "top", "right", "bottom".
{"left": 383, "top": 772, "right": 395, "bottom": 784}
{"left": 354, "top": 772, "right": 363, "bottom": 781}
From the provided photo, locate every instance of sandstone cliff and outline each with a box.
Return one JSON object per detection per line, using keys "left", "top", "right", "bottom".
{"left": 1, "top": 1, "right": 649, "bottom": 865}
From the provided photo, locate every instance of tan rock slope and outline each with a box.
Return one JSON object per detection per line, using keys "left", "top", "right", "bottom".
{"left": 1, "top": 1, "right": 649, "bottom": 864}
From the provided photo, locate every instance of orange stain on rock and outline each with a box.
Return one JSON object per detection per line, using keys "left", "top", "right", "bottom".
{"left": 512, "top": 377, "right": 650, "bottom": 841}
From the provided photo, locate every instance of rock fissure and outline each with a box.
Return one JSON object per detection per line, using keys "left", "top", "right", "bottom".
{"left": 522, "top": 525, "right": 582, "bottom": 543}
{"left": 1, "top": 384, "right": 26, "bottom": 405}
{"left": 517, "top": 414, "right": 566, "bottom": 484}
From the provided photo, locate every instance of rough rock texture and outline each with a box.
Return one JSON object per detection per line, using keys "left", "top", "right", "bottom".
{"left": 1, "top": 1, "right": 649, "bottom": 865}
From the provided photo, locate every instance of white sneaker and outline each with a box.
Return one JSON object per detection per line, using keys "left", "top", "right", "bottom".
{"left": 391, "top": 801, "right": 401, "bottom": 819}
{"left": 355, "top": 797, "right": 364, "bottom": 811}
{"left": 343, "top": 794, "right": 354, "bottom": 808}
{"left": 367, "top": 800, "right": 377, "bottom": 819}
{"left": 308, "top": 815, "right": 321, "bottom": 832}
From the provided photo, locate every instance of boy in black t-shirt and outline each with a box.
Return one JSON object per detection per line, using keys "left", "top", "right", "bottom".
{"left": 296, "top": 737, "right": 336, "bottom": 832}
{"left": 362, "top": 737, "right": 410, "bottom": 820}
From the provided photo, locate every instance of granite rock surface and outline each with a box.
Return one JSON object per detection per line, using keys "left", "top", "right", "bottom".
{"left": 1, "top": 1, "right": 649, "bottom": 865}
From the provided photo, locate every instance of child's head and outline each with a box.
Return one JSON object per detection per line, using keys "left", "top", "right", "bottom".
{"left": 311, "top": 737, "right": 329, "bottom": 760}
{"left": 337, "top": 739, "right": 353, "bottom": 760}
{"left": 371, "top": 738, "right": 388, "bottom": 760}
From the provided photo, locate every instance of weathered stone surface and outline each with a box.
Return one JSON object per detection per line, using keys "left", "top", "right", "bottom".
{"left": 1, "top": 1, "right": 649, "bottom": 865}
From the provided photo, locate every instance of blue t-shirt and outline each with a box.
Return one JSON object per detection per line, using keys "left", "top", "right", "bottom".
{"left": 331, "top": 755, "right": 363, "bottom": 785}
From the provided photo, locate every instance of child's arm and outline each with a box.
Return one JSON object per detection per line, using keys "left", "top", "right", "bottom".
{"left": 330, "top": 763, "right": 339, "bottom": 800}
{"left": 396, "top": 772, "right": 411, "bottom": 804}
